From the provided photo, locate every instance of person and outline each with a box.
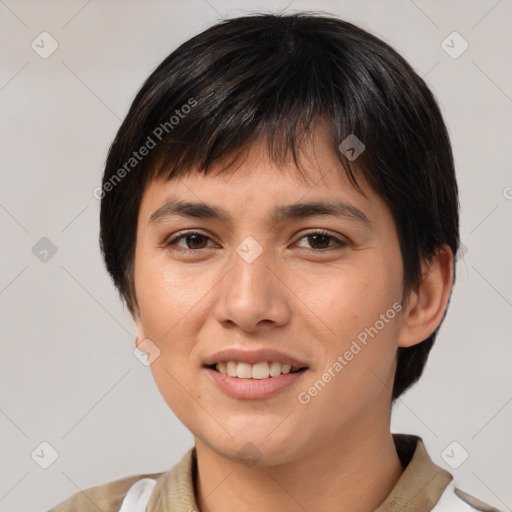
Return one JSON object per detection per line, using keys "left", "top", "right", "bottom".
{"left": 49, "top": 11, "right": 501, "bottom": 512}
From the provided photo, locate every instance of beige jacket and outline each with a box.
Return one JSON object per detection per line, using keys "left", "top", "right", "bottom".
{"left": 48, "top": 434, "right": 502, "bottom": 511}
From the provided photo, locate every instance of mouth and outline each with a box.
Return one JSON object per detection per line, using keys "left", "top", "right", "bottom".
{"left": 202, "top": 348, "right": 310, "bottom": 398}
{"left": 205, "top": 361, "right": 308, "bottom": 379}
{"left": 203, "top": 360, "right": 309, "bottom": 399}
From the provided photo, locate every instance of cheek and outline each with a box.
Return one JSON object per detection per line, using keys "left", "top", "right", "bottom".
{"left": 304, "top": 256, "right": 402, "bottom": 394}
{"left": 298, "top": 276, "right": 401, "bottom": 421}
{"left": 135, "top": 259, "right": 209, "bottom": 420}
{"left": 315, "top": 259, "right": 401, "bottom": 339}
{"left": 136, "top": 256, "right": 207, "bottom": 340}
{"left": 133, "top": 261, "right": 206, "bottom": 414}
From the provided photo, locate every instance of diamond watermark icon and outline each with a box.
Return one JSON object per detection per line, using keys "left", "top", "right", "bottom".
{"left": 31, "top": 31, "right": 59, "bottom": 59}
{"left": 441, "top": 32, "right": 468, "bottom": 59}
{"left": 338, "top": 134, "right": 365, "bottom": 161}
{"left": 236, "top": 236, "right": 263, "bottom": 264}
{"left": 236, "top": 442, "right": 263, "bottom": 467}
{"left": 32, "top": 237, "right": 58, "bottom": 263}
{"left": 31, "top": 441, "right": 59, "bottom": 469}
{"left": 133, "top": 338, "right": 161, "bottom": 366}
{"left": 441, "top": 441, "right": 469, "bottom": 469}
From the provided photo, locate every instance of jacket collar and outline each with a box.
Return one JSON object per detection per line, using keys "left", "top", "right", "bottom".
{"left": 376, "top": 434, "right": 453, "bottom": 511}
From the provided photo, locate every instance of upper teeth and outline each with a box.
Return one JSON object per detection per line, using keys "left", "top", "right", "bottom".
{"left": 216, "top": 361, "right": 297, "bottom": 379}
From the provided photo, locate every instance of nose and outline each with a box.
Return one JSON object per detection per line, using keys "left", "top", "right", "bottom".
{"left": 212, "top": 242, "right": 291, "bottom": 333}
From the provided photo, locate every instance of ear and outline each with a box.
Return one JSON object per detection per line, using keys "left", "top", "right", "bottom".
{"left": 133, "top": 308, "right": 146, "bottom": 349}
{"left": 397, "top": 245, "right": 454, "bottom": 348}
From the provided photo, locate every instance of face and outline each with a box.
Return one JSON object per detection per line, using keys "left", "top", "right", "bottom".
{"left": 133, "top": 127, "right": 406, "bottom": 466}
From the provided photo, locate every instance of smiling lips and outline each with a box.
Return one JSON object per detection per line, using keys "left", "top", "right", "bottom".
{"left": 215, "top": 361, "right": 304, "bottom": 379}
{"left": 206, "top": 361, "right": 308, "bottom": 399}
{"left": 204, "top": 348, "right": 309, "bottom": 381}
{"left": 203, "top": 348, "right": 309, "bottom": 398}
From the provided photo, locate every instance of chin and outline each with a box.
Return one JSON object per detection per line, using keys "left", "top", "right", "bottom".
{"left": 197, "top": 421, "right": 310, "bottom": 468}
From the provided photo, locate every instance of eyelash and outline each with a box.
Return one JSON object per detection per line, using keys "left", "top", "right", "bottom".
{"left": 165, "top": 230, "right": 347, "bottom": 254}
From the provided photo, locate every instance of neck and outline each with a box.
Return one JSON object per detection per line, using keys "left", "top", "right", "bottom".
{"left": 193, "top": 424, "right": 403, "bottom": 512}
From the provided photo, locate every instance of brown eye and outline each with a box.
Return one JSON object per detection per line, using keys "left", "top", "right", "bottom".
{"left": 296, "top": 230, "right": 346, "bottom": 251}
{"left": 183, "top": 233, "right": 209, "bottom": 249}
{"left": 167, "top": 231, "right": 213, "bottom": 251}
{"left": 306, "top": 233, "right": 331, "bottom": 250}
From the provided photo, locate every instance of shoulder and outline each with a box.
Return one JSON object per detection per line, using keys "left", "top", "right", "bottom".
{"left": 47, "top": 472, "right": 164, "bottom": 512}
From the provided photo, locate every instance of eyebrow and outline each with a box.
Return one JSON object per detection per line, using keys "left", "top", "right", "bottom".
{"left": 148, "top": 199, "right": 371, "bottom": 227}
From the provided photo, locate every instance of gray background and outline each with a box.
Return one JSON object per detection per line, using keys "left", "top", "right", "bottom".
{"left": 1, "top": 0, "right": 511, "bottom": 510}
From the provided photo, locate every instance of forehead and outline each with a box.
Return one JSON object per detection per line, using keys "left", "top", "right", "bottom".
{"left": 138, "top": 130, "right": 388, "bottom": 228}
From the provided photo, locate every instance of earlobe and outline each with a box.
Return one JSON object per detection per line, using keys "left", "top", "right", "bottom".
{"left": 397, "top": 245, "right": 454, "bottom": 348}
{"left": 133, "top": 310, "right": 146, "bottom": 348}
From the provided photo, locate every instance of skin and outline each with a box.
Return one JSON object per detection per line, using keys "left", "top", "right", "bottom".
{"left": 132, "top": 123, "right": 454, "bottom": 512}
